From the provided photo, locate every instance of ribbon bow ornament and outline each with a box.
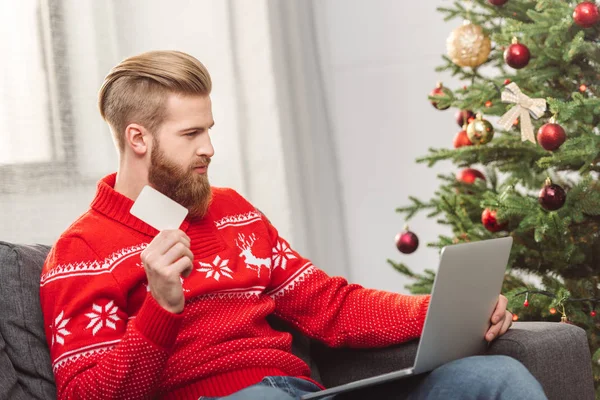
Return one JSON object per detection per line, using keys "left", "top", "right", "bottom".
{"left": 497, "top": 82, "right": 547, "bottom": 144}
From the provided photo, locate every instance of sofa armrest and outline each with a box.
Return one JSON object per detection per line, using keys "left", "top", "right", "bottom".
{"left": 311, "top": 322, "right": 594, "bottom": 400}
{"left": 488, "top": 321, "right": 594, "bottom": 400}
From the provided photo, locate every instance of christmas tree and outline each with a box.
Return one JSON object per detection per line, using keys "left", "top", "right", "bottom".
{"left": 389, "top": 0, "right": 600, "bottom": 392}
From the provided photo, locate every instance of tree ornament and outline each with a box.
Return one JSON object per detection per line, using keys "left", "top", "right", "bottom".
{"left": 457, "top": 168, "right": 485, "bottom": 184}
{"left": 504, "top": 79, "right": 511, "bottom": 85}
{"left": 453, "top": 128, "right": 473, "bottom": 148}
{"left": 537, "top": 118, "right": 566, "bottom": 151}
{"left": 456, "top": 109, "right": 475, "bottom": 127}
{"left": 497, "top": 83, "right": 547, "bottom": 143}
{"left": 430, "top": 82, "right": 451, "bottom": 110}
{"left": 395, "top": 226, "right": 419, "bottom": 254}
{"left": 481, "top": 208, "right": 507, "bottom": 232}
{"left": 591, "top": 310, "right": 597, "bottom": 317}
{"left": 524, "top": 293, "right": 529, "bottom": 307}
{"left": 467, "top": 114, "right": 495, "bottom": 144}
{"left": 504, "top": 37, "right": 530, "bottom": 69}
{"left": 549, "top": 307, "right": 557, "bottom": 314}
{"left": 446, "top": 21, "right": 491, "bottom": 68}
{"left": 488, "top": 0, "right": 509, "bottom": 5}
{"left": 573, "top": 1, "right": 600, "bottom": 28}
{"left": 539, "top": 178, "right": 567, "bottom": 211}
{"left": 512, "top": 314, "right": 519, "bottom": 321}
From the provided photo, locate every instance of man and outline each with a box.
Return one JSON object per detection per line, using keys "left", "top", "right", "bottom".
{"left": 40, "top": 50, "right": 546, "bottom": 400}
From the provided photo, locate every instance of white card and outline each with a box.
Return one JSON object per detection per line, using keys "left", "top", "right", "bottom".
{"left": 130, "top": 185, "right": 189, "bottom": 231}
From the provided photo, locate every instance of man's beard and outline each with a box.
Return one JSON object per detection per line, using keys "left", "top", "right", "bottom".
{"left": 148, "top": 141, "right": 212, "bottom": 219}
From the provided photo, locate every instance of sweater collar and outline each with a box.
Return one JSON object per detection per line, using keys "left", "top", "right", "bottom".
{"left": 90, "top": 173, "right": 191, "bottom": 236}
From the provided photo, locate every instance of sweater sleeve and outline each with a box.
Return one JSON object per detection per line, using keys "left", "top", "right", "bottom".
{"left": 262, "top": 216, "right": 430, "bottom": 349}
{"left": 40, "top": 236, "right": 183, "bottom": 399}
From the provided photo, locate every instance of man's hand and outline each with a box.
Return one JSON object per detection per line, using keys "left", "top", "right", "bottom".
{"left": 140, "top": 230, "right": 193, "bottom": 314}
{"left": 486, "top": 294, "right": 513, "bottom": 342}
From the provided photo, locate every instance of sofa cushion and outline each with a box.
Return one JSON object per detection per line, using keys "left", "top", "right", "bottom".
{"left": 0, "top": 242, "right": 55, "bottom": 399}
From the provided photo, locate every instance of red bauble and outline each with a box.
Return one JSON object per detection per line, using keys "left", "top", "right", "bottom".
{"left": 395, "top": 230, "right": 419, "bottom": 254}
{"left": 573, "top": 2, "right": 600, "bottom": 28}
{"left": 488, "top": 0, "right": 509, "bottom": 5}
{"left": 591, "top": 310, "right": 597, "bottom": 317}
{"left": 455, "top": 109, "right": 475, "bottom": 127}
{"left": 482, "top": 208, "right": 507, "bottom": 232}
{"left": 453, "top": 130, "right": 473, "bottom": 148}
{"left": 430, "top": 83, "right": 450, "bottom": 110}
{"left": 504, "top": 42, "right": 530, "bottom": 69}
{"left": 457, "top": 168, "right": 485, "bottom": 184}
{"left": 537, "top": 123, "right": 566, "bottom": 151}
{"left": 524, "top": 299, "right": 529, "bottom": 307}
{"left": 538, "top": 182, "right": 567, "bottom": 211}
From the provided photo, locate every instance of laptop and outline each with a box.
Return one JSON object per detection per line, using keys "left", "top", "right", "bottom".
{"left": 301, "top": 236, "right": 513, "bottom": 400}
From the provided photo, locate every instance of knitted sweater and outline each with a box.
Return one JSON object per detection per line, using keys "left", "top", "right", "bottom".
{"left": 40, "top": 173, "right": 430, "bottom": 399}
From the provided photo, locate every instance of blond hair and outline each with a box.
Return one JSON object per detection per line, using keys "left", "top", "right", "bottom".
{"left": 98, "top": 50, "right": 212, "bottom": 152}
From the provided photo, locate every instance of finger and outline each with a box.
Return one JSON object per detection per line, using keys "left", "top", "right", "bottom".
{"left": 486, "top": 321, "right": 503, "bottom": 342}
{"left": 177, "top": 235, "right": 191, "bottom": 250}
{"left": 162, "top": 242, "right": 194, "bottom": 266}
{"left": 181, "top": 264, "right": 192, "bottom": 278}
{"left": 167, "top": 230, "right": 190, "bottom": 248}
{"left": 156, "top": 230, "right": 191, "bottom": 257}
{"left": 150, "top": 230, "right": 187, "bottom": 255}
{"left": 172, "top": 256, "right": 193, "bottom": 277}
{"left": 499, "top": 311, "right": 512, "bottom": 336}
{"left": 176, "top": 230, "right": 191, "bottom": 247}
{"left": 491, "top": 295, "right": 508, "bottom": 324}
{"left": 171, "top": 231, "right": 191, "bottom": 250}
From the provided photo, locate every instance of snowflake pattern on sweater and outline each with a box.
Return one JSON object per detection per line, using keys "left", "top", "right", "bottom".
{"left": 40, "top": 173, "right": 430, "bottom": 400}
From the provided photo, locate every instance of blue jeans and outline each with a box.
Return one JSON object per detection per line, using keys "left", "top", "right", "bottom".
{"left": 200, "top": 355, "right": 547, "bottom": 399}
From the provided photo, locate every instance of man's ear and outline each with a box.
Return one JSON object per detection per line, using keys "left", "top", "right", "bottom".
{"left": 124, "top": 123, "right": 149, "bottom": 156}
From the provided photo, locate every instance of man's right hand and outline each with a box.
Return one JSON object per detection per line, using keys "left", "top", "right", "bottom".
{"left": 140, "top": 230, "right": 193, "bottom": 314}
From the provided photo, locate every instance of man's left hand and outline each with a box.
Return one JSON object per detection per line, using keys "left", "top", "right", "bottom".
{"left": 486, "top": 294, "right": 512, "bottom": 342}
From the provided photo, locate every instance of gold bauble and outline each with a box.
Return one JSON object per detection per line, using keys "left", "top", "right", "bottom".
{"left": 467, "top": 116, "right": 495, "bottom": 145}
{"left": 446, "top": 21, "right": 491, "bottom": 68}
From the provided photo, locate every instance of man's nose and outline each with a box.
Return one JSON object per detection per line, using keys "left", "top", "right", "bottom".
{"left": 196, "top": 136, "right": 215, "bottom": 158}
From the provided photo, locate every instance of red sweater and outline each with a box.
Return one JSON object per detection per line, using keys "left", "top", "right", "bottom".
{"left": 40, "top": 173, "right": 430, "bottom": 399}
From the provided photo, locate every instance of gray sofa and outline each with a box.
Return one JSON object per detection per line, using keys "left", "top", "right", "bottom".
{"left": 0, "top": 241, "right": 594, "bottom": 400}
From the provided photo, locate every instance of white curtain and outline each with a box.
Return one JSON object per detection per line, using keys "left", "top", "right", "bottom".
{"left": 0, "top": 0, "right": 53, "bottom": 165}
{"left": 0, "top": 0, "right": 115, "bottom": 245}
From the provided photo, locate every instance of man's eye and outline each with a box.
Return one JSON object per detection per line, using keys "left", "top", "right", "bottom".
{"left": 185, "top": 131, "right": 197, "bottom": 137}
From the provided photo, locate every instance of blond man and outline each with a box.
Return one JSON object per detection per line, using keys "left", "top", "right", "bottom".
{"left": 40, "top": 50, "right": 544, "bottom": 400}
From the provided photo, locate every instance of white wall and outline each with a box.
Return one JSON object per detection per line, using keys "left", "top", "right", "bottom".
{"left": 313, "top": 0, "right": 458, "bottom": 293}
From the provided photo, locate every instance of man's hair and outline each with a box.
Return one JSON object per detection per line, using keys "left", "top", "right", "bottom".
{"left": 98, "top": 50, "right": 212, "bottom": 152}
